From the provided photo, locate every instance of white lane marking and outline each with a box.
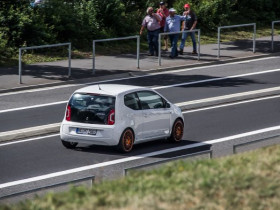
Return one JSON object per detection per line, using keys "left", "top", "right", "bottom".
{"left": 1, "top": 66, "right": 280, "bottom": 114}
{"left": 0, "top": 134, "right": 60, "bottom": 147}
{"left": 176, "top": 86, "right": 280, "bottom": 107}
{"left": 153, "top": 68, "right": 280, "bottom": 90}
{"left": 182, "top": 94, "right": 280, "bottom": 114}
{"left": 1, "top": 124, "right": 280, "bottom": 189}
{"left": 0, "top": 56, "right": 277, "bottom": 97}
{"left": 0, "top": 101, "right": 68, "bottom": 114}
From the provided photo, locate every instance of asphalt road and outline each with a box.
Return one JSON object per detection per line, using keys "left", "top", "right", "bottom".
{"left": 0, "top": 56, "right": 280, "bottom": 132}
{"left": 0, "top": 55, "right": 280, "bottom": 193}
{"left": 1, "top": 95, "right": 280, "bottom": 184}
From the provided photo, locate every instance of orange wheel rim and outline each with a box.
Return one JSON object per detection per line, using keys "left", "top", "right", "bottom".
{"left": 175, "top": 122, "right": 183, "bottom": 140}
{"left": 123, "top": 131, "right": 133, "bottom": 150}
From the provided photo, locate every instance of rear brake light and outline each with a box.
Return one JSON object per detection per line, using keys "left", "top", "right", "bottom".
{"left": 107, "top": 109, "right": 115, "bottom": 125}
{"left": 66, "top": 105, "right": 71, "bottom": 121}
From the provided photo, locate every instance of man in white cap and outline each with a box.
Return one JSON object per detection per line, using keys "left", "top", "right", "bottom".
{"left": 164, "top": 8, "right": 185, "bottom": 58}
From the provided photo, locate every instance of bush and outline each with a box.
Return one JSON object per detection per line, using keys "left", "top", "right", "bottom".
{"left": 173, "top": 0, "right": 237, "bottom": 31}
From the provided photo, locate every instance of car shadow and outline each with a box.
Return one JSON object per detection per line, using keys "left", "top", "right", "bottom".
{"left": 73, "top": 138, "right": 211, "bottom": 159}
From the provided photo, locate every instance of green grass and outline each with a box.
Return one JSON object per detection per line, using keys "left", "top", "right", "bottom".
{"left": 1, "top": 144, "right": 280, "bottom": 210}
{"left": 0, "top": 27, "right": 279, "bottom": 67}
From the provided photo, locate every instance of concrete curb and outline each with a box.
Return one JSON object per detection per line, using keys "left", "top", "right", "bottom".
{"left": 177, "top": 86, "right": 280, "bottom": 110}
{"left": 1, "top": 87, "right": 280, "bottom": 143}
{"left": 0, "top": 123, "right": 60, "bottom": 142}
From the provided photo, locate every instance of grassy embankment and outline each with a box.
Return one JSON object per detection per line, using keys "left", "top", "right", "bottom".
{"left": 1, "top": 144, "right": 280, "bottom": 210}
{"left": 1, "top": 27, "right": 279, "bottom": 67}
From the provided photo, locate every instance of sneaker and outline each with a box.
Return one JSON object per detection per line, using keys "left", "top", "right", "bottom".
{"left": 192, "top": 51, "right": 198, "bottom": 55}
{"left": 179, "top": 49, "right": 183, "bottom": 55}
{"left": 147, "top": 53, "right": 154, "bottom": 56}
{"left": 169, "top": 55, "right": 174, "bottom": 59}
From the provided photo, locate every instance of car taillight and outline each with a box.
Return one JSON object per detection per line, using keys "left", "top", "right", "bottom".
{"left": 107, "top": 109, "right": 115, "bottom": 125}
{"left": 66, "top": 105, "right": 71, "bottom": 121}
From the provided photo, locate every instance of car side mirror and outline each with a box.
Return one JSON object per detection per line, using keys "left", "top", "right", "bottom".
{"left": 165, "top": 102, "right": 171, "bottom": 108}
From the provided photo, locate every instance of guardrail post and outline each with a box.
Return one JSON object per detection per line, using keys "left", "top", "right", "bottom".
{"left": 272, "top": 21, "right": 274, "bottom": 52}
{"left": 68, "top": 43, "right": 71, "bottom": 78}
{"left": 18, "top": 43, "right": 72, "bottom": 83}
{"left": 198, "top": 29, "right": 201, "bottom": 60}
{"left": 217, "top": 23, "right": 256, "bottom": 58}
{"left": 92, "top": 40, "right": 96, "bottom": 75}
{"left": 271, "top": 20, "right": 280, "bottom": 52}
{"left": 217, "top": 27, "right": 221, "bottom": 58}
{"left": 19, "top": 48, "right": 22, "bottom": 84}
{"left": 253, "top": 23, "right": 256, "bottom": 53}
{"left": 137, "top": 35, "right": 140, "bottom": 69}
{"left": 158, "top": 33, "right": 162, "bottom": 66}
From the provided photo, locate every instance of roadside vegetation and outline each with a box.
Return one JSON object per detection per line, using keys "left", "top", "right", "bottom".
{"left": 1, "top": 144, "right": 280, "bottom": 209}
{"left": 0, "top": 0, "right": 279, "bottom": 67}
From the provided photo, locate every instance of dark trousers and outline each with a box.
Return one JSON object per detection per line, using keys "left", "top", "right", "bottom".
{"left": 147, "top": 29, "right": 160, "bottom": 55}
{"left": 169, "top": 34, "right": 179, "bottom": 57}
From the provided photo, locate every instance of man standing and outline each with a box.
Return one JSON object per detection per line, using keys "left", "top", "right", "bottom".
{"left": 164, "top": 8, "right": 185, "bottom": 58}
{"left": 179, "top": 4, "right": 198, "bottom": 55}
{"left": 157, "top": 1, "right": 169, "bottom": 51}
{"left": 140, "top": 7, "right": 162, "bottom": 56}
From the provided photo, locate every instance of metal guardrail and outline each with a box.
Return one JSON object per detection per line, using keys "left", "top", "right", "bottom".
{"left": 19, "top": 43, "right": 71, "bottom": 84}
{"left": 92, "top": 35, "right": 140, "bottom": 74}
{"left": 0, "top": 175, "right": 94, "bottom": 200}
{"left": 124, "top": 150, "right": 212, "bottom": 175}
{"left": 158, "top": 29, "right": 201, "bottom": 66}
{"left": 271, "top": 20, "right": 280, "bottom": 52}
{"left": 217, "top": 23, "right": 256, "bottom": 58}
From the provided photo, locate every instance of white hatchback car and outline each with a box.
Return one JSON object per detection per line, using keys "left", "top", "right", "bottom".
{"left": 60, "top": 84, "right": 184, "bottom": 152}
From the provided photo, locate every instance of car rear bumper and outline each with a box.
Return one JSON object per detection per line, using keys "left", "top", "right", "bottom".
{"left": 60, "top": 122, "right": 119, "bottom": 146}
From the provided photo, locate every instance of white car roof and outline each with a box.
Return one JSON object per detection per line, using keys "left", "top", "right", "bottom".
{"left": 74, "top": 84, "right": 148, "bottom": 96}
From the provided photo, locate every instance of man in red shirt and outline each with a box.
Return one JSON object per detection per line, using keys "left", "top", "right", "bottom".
{"left": 157, "top": 1, "right": 169, "bottom": 51}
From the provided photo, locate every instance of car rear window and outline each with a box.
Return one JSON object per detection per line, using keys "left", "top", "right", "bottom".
{"left": 68, "top": 93, "right": 115, "bottom": 124}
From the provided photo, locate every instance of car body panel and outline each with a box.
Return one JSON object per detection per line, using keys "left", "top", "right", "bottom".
{"left": 60, "top": 84, "right": 184, "bottom": 147}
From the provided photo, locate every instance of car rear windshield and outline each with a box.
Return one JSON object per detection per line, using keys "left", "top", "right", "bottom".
{"left": 68, "top": 93, "right": 115, "bottom": 124}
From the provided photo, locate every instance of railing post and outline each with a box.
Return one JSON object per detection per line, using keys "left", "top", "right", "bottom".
{"left": 198, "top": 29, "right": 201, "bottom": 61}
{"left": 253, "top": 23, "right": 256, "bottom": 53}
{"left": 68, "top": 43, "right": 71, "bottom": 78}
{"left": 217, "top": 27, "right": 221, "bottom": 58}
{"left": 92, "top": 40, "right": 96, "bottom": 75}
{"left": 137, "top": 35, "right": 140, "bottom": 69}
{"left": 19, "top": 48, "right": 22, "bottom": 84}
{"left": 158, "top": 33, "right": 162, "bottom": 66}
{"left": 271, "top": 21, "right": 274, "bottom": 52}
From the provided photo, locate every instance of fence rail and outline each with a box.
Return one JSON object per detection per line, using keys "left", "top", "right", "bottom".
{"left": 92, "top": 35, "right": 140, "bottom": 74}
{"left": 18, "top": 43, "right": 71, "bottom": 84}
{"left": 158, "top": 29, "right": 200, "bottom": 66}
{"left": 217, "top": 23, "right": 256, "bottom": 58}
{"left": 271, "top": 20, "right": 280, "bottom": 52}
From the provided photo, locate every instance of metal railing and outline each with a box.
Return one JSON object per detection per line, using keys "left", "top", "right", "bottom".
{"left": 217, "top": 23, "right": 256, "bottom": 58}
{"left": 158, "top": 29, "right": 201, "bottom": 66}
{"left": 92, "top": 35, "right": 140, "bottom": 74}
{"left": 271, "top": 20, "right": 280, "bottom": 52}
{"left": 19, "top": 43, "right": 71, "bottom": 84}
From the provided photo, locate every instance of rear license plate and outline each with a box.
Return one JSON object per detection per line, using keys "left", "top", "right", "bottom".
{"left": 76, "top": 128, "right": 97, "bottom": 135}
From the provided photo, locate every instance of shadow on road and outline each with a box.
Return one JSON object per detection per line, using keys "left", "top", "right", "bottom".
{"left": 73, "top": 138, "right": 211, "bottom": 159}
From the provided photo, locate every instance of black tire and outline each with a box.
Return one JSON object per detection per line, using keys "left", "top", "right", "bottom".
{"left": 117, "top": 128, "right": 134, "bottom": 153}
{"left": 61, "top": 140, "right": 78, "bottom": 149}
{"left": 169, "top": 119, "right": 184, "bottom": 142}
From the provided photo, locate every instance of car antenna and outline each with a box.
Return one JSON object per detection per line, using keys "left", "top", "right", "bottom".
{"left": 98, "top": 84, "right": 101, "bottom": 90}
